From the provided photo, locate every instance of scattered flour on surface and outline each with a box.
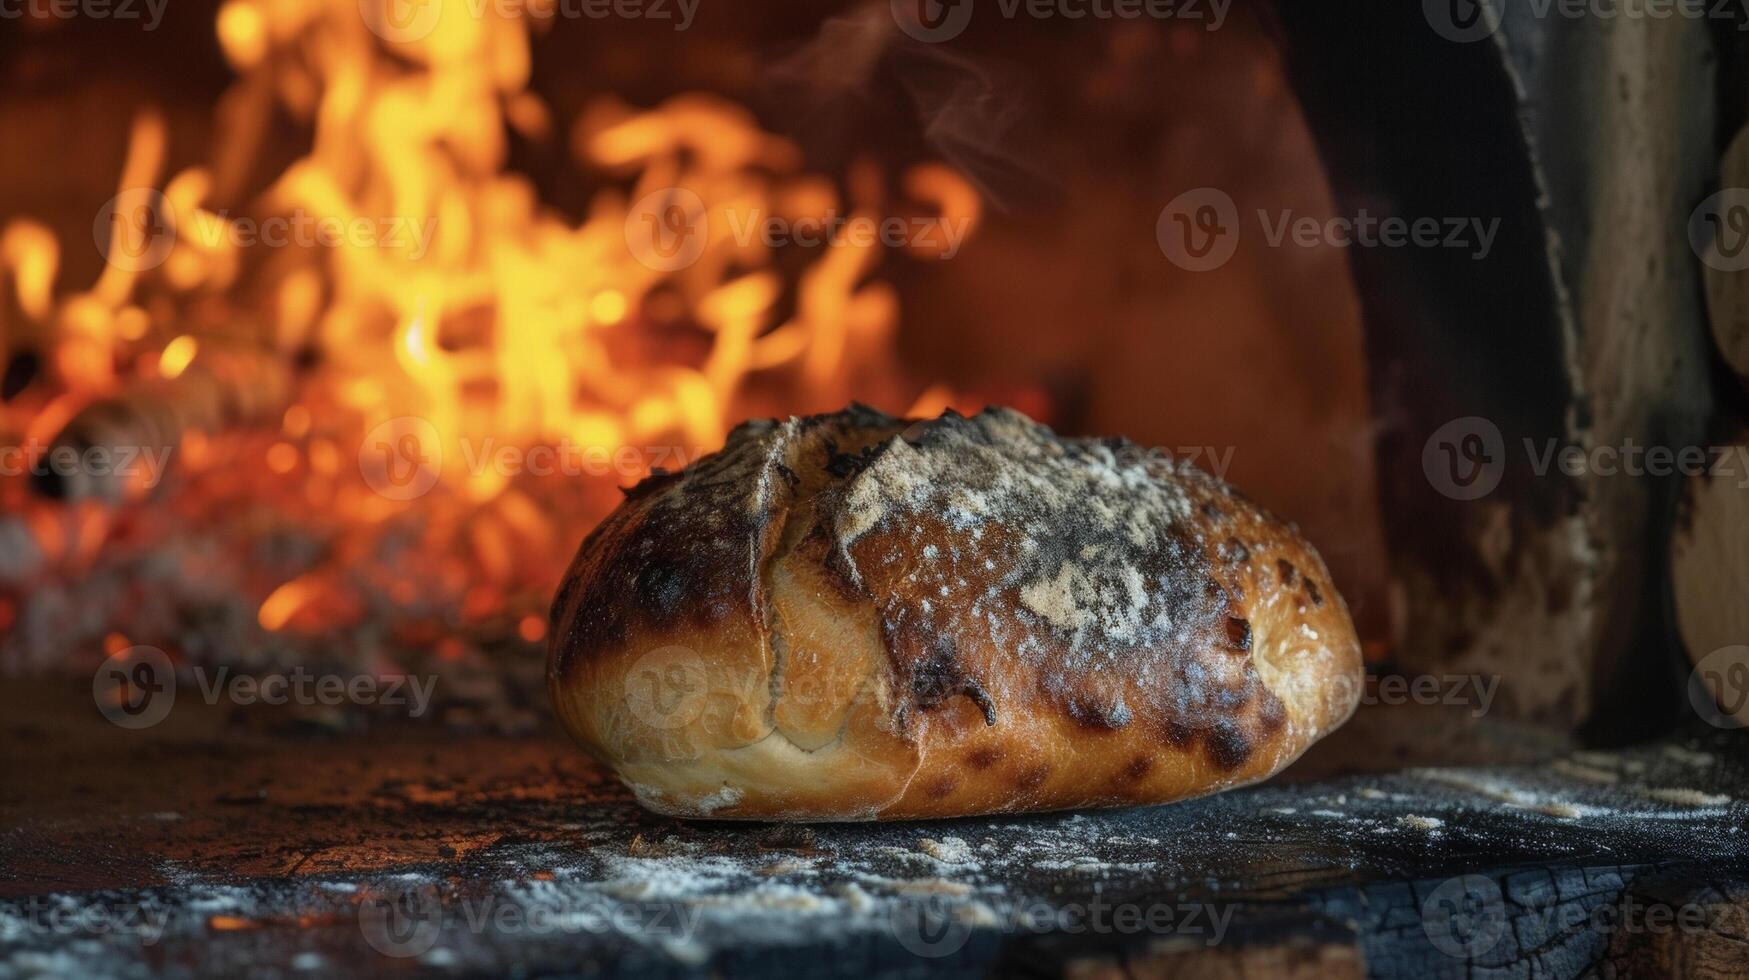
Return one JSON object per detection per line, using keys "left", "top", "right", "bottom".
{"left": 918, "top": 837, "right": 975, "bottom": 865}
{"left": 1642, "top": 788, "right": 1730, "bottom": 808}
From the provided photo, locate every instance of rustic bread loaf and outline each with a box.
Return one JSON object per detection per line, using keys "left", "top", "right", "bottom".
{"left": 548, "top": 405, "right": 1362, "bottom": 820}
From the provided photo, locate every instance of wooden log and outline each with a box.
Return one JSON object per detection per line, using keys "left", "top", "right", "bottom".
{"left": 1701, "top": 124, "right": 1749, "bottom": 389}
{"left": 32, "top": 344, "right": 291, "bottom": 502}
{"left": 1671, "top": 440, "right": 1749, "bottom": 729}
{"left": 1603, "top": 874, "right": 1749, "bottom": 980}
{"left": 1064, "top": 934, "right": 1364, "bottom": 980}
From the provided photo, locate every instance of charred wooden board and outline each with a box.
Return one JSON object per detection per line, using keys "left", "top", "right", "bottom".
{"left": 1, "top": 683, "right": 1745, "bottom": 979}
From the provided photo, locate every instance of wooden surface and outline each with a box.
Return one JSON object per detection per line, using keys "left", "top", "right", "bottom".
{"left": 2, "top": 681, "right": 1745, "bottom": 979}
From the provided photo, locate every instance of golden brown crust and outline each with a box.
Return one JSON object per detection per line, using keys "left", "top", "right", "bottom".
{"left": 548, "top": 405, "right": 1363, "bottom": 820}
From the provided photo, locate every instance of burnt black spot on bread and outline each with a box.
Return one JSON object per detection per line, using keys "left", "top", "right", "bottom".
{"left": 824, "top": 439, "right": 884, "bottom": 479}
{"left": 906, "top": 632, "right": 963, "bottom": 706}
{"left": 1122, "top": 755, "right": 1153, "bottom": 781}
{"left": 925, "top": 775, "right": 958, "bottom": 800}
{"left": 887, "top": 622, "right": 995, "bottom": 725}
{"left": 1206, "top": 719, "right": 1253, "bottom": 771}
{"left": 1305, "top": 578, "right": 1325, "bottom": 607}
{"left": 634, "top": 562, "right": 689, "bottom": 620}
{"left": 1259, "top": 697, "right": 1288, "bottom": 736}
{"left": 1225, "top": 616, "right": 1252, "bottom": 652}
{"left": 963, "top": 679, "right": 998, "bottom": 727}
{"left": 1015, "top": 763, "right": 1051, "bottom": 790}
{"left": 966, "top": 746, "right": 1004, "bottom": 770}
{"left": 1276, "top": 559, "right": 1299, "bottom": 587}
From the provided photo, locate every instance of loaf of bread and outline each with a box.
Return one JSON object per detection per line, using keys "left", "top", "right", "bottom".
{"left": 548, "top": 405, "right": 1362, "bottom": 820}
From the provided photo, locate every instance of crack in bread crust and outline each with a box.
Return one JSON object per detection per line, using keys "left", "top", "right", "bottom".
{"left": 548, "top": 405, "right": 1362, "bottom": 820}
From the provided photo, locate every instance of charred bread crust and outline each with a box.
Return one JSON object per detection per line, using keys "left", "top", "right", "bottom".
{"left": 548, "top": 405, "right": 1363, "bottom": 820}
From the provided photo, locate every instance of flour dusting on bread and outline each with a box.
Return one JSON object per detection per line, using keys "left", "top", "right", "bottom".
{"left": 824, "top": 407, "right": 1206, "bottom": 660}
{"left": 549, "top": 404, "right": 1363, "bottom": 820}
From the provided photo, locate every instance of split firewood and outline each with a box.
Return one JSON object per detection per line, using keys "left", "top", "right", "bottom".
{"left": 1701, "top": 124, "right": 1749, "bottom": 388}
{"left": 1604, "top": 874, "right": 1749, "bottom": 979}
{"left": 1070, "top": 937, "right": 1364, "bottom": 980}
{"left": 1671, "top": 447, "right": 1749, "bottom": 728}
{"left": 32, "top": 344, "right": 291, "bottom": 502}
